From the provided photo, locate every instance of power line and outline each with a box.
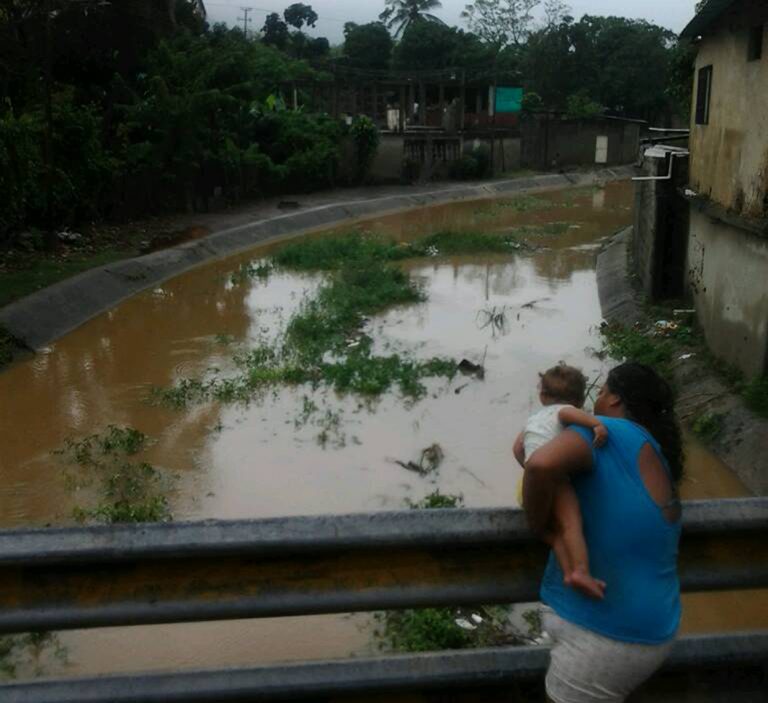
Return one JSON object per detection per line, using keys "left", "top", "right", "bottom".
{"left": 205, "top": 2, "right": 350, "bottom": 24}
{"left": 237, "top": 6, "right": 253, "bottom": 37}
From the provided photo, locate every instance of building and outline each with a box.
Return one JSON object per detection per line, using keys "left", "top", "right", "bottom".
{"left": 635, "top": 0, "right": 767, "bottom": 377}
{"left": 682, "top": 0, "right": 768, "bottom": 377}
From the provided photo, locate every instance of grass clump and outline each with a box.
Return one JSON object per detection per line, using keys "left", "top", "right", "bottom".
{"left": 272, "top": 233, "right": 402, "bottom": 270}
{"left": 407, "top": 490, "right": 464, "bottom": 509}
{"left": 600, "top": 323, "right": 676, "bottom": 380}
{"left": 0, "top": 633, "right": 68, "bottom": 680}
{"left": 743, "top": 376, "right": 768, "bottom": 418}
{"left": 157, "top": 232, "right": 486, "bottom": 408}
{"left": 377, "top": 608, "right": 472, "bottom": 652}
{"left": 271, "top": 229, "right": 524, "bottom": 273}
{"left": 409, "top": 231, "right": 523, "bottom": 256}
{"left": 56, "top": 426, "right": 172, "bottom": 524}
{"left": 374, "top": 604, "right": 541, "bottom": 654}
{"left": 692, "top": 412, "right": 725, "bottom": 443}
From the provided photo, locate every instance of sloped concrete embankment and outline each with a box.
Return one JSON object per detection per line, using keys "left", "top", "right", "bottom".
{"left": 0, "top": 167, "right": 635, "bottom": 353}
{"left": 596, "top": 228, "right": 768, "bottom": 496}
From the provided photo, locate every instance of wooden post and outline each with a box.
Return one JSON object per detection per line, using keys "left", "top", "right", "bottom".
{"left": 408, "top": 82, "right": 415, "bottom": 124}
{"left": 419, "top": 81, "right": 426, "bottom": 125}
{"left": 399, "top": 85, "right": 406, "bottom": 133}
{"left": 438, "top": 83, "right": 445, "bottom": 129}
{"left": 372, "top": 83, "right": 379, "bottom": 124}
{"left": 459, "top": 71, "right": 466, "bottom": 132}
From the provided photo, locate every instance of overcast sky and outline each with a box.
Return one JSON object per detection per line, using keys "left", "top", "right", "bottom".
{"left": 203, "top": 1, "right": 699, "bottom": 43}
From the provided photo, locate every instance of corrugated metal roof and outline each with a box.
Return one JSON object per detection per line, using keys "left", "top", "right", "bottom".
{"left": 680, "top": 0, "right": 739, "bottom": 39}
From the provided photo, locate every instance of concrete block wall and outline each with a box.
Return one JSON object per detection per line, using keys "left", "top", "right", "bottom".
{"left": 686, "top": 209, "right": 768, "bottom": 377}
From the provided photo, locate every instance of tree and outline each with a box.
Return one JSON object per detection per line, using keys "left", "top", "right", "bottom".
{"left": 262, "top": 12, "right": 289, "bottom": 49}
{"left": 392, "top": 21, "right": 491, "bottom": 71}
{"left": 461, "top": 0, "right": 539, "bottom": 50}
{"left": 379, "top": 0, "right": 445, "bottom": 39}
{"left": 342, "top": 22, "right": 393, "bottom": 70}
{"left": 543, "top": 0, "right": 571, "bottom": 28}
{"left": 284, "top": 3, "right": 318, "bottom": 30}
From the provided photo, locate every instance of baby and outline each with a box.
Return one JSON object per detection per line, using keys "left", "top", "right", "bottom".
{"left": 514, "top": 364, "right": 608, "bottom": 600}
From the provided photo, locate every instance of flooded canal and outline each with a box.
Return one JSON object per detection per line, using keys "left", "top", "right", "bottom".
{"left": 1, "top": 180, "right": 765, "bottom": 680}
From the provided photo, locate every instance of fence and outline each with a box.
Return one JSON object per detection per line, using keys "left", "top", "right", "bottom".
{"left": 1, "top": 498, "right": 767, "bottom": 701}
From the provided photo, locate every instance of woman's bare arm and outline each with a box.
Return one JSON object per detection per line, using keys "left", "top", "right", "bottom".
{"left": 523, "top": 431, "right": 592, "bottom": 534}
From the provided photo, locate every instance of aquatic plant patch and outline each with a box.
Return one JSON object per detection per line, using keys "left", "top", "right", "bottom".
{"left": 156, "top": 230, "right": 531, "bottom": 410}
{"left": 55, "top": 426, "right": 173, "bottom": 524}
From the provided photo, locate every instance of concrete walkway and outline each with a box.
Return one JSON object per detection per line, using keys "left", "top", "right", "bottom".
{"left": 0, "top": 166, "right": 636, "bottom": 351}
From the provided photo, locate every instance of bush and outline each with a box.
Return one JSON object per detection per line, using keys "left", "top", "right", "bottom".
{"left": 450, "top": 146, "right": 491, "bottom": 180}
{"left": 350, "top": 115, "right": 380, "bottom": 184}
{"left": 0, "top": 95, "right": 111, "bottom": 239}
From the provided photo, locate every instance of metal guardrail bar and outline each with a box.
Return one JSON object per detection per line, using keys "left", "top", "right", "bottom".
{"left": 0, "top": 499, "right": 766, "bottom": 634}
{"left": 3, "top": 632, "right": 767, "bottom": 703}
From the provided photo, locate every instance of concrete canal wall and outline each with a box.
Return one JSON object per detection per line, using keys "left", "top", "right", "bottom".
{"left": 0, "top": 167, "right": 635, "bottom": 353}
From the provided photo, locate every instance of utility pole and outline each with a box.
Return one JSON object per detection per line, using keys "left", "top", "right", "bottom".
{"left": 238, "top": 7, "right": 253, "bottom": 38}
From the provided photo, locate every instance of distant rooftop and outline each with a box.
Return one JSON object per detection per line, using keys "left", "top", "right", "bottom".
{"left": 680, "top": 0, "right": 739, "bottom": 39}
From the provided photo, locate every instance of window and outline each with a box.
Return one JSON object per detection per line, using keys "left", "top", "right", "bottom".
{"left": 748, "top": 25, "right": 764, "bottom": 62}
{"left": 695, "top": 65, "right": 713, "bottom": 125}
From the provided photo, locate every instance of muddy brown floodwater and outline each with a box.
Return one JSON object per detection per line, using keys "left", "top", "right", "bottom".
{"left": 1, "top": 181, "right": 766, "bottom": 681}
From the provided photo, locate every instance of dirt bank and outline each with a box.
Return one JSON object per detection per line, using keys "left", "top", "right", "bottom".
{"left": 0, "top": 167, "right": 635, "bottom": 363}
{"left": 596, "top": 228, "right": 768, "bottom": 495}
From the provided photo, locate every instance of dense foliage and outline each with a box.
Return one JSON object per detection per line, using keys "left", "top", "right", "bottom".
{"left": 0, "top": 0, "right": 697, "bottom": 244}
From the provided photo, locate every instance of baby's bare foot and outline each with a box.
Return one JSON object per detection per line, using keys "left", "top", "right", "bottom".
{"left": 566, "top": 567, "right": 606, "bottom": 600}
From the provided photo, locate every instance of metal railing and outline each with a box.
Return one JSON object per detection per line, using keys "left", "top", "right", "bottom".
{"left": 1, "top": 498, "right": 767, "bottom": 701}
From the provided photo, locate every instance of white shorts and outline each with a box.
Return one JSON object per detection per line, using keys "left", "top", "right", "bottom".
{"left": 542, "top": 608, "right": 675, "bottom": 703}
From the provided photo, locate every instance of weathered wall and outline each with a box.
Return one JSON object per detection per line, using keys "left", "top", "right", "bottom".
{"left": 521, "top": 117, "right": 641, "bottom": 170}
{"left": 632, "top": 154, "right": 690, "bottom": 299}
{"left": 369, "top": 135, "right": 405, "bottom": 183}
{"left": 689, "top": 0, "right": 768, "bottom": 218}
{"left": 686, "top": 208, "right": 768, "bottom": 376}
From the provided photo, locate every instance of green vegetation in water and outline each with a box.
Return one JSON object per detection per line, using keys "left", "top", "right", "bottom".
{"left": 0, "top": 632, "right": 68, "bottom": 680}
{"left": 376, "top": 608, "right": 473, "bottom": 652}
{"left": 407, "top": 490, "right": 464, "bottom": 509}
{"left": 157, "top": 229, "right": 533, "bottom": 409}
{"left": 230, "top": 261, "right": 272, "bottom": 284}
{"left": 473, "top": 194, "right": 555, "bottom": 219}
{"left": 56, "top": 426, "right": 172, "bottom": 523}
{"left": 374, "top": 604, "right": 542, "bottom": 654}
{"left": 271, "top": 229, "right": 525, "bottom": 271}
{"left": 692, "top": 412, "right": 725, "bottom": 443}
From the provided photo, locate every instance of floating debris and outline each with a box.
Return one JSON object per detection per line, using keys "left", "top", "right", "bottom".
{"left": 458, "top": 359, "right": 485, "bottom": 379}
{"left": 393, "top": 443, "right": 445, "bottom": 476}
{"left": 476, "top": 306, "right": 509, "bottom": 337}
{"left": 521, "top": 297, "right": 551, "bottom": 309}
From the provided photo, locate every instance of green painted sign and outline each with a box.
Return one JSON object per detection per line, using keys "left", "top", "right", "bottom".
{"left": 495, "top": 87, "right": 523, "bottom": 114}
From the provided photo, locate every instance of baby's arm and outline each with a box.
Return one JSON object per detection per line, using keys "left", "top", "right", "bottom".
{"left": 558, "top": 406, "right": 608, "bottom": 447}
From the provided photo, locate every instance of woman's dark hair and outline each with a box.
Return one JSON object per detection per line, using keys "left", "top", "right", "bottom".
{"left": 606, "top": 362, "right": 684, "bottom": 483}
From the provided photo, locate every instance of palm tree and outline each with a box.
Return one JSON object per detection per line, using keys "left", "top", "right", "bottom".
{"left": 379, "top": 0, "right": 446, "bottom": 38}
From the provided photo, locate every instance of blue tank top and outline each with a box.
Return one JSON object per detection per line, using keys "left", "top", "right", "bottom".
{"left": 540, "top": 417, "right": 681, "bottom": 644}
